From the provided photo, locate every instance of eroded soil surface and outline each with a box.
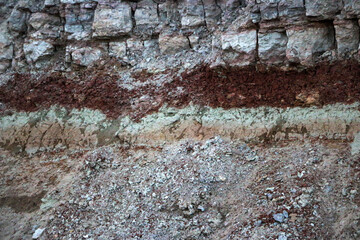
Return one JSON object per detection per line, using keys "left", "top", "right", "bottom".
{"left": 0, "top": 138, "right": 359, "bottom": 239}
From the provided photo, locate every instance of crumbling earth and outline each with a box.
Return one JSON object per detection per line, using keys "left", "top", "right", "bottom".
{"left": 1, "top": 137, "right": 359, "bottom": 239}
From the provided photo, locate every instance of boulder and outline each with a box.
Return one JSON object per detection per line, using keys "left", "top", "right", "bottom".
{"left": 286, "top": 25, "right": 335, "bottom": 65}
{"left": 334, "top": 20, "right": 359, "bottom": 57}
{"left": 92, "top": 3, "right": 133, "bottom": 38}
{"left": 159, "top": 32, "right": 190, "bottom": 54}
{"left": 23, "top": 40, "right": 54, "bottom": 64}
{"left": 64, "top": 3, "right": 96, "bottom": 40}
{"left": 305, "top": 0, "right": 342, "bottom": 19}
{"left": 258, "top": 31, "right": 287, "bottom": 64}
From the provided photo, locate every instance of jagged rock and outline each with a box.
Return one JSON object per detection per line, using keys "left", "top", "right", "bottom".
{"left": 134, "top": 0, "right": 159, "bottom": 26}
{"left": 305, "top": 0, "right": 342, "bottom": 19}
{"left": 159, "top": 32, "right": 190, "bottom": 54}
{"left": 28, "top": 13, "right": 61, "bottom": 31}
{"left": 7, "top": 9, "right": 28, "bottom": 34}
{"left": 286, "top": 25, "right": 335, "bottom": 65}
{"left": 334, "top": 20, "right": 359, "bottom": 58}
{"left": 202, "top": 0, "right": 222, "bottom": 28}
{"left": 64, "top": 3, "right": 96, "bottom": 40}
{"left": 71, "top": 47, "right": 104, "bottom": 66}
{"left": 92, "top": 2, "right": 133, "bottom": 38}
{"left": 221, "top": 30, "right": 257, "bottom": 56}
{"left": 23, "top": 40, "right": 54, "bottom": 64}
{"left": 258, "top": 31, "right": 287, "bottom": 64}
{"left": 259, "top": 0, "right": 280, "bottom": 21}
{"left": 109, "top": 42, "right": 127, "bottom": 59}
{"left": 343, "top": 0, "right": 360, "bottom": 17}
{"left": 180, "top": 0, "right": 206, "bottom": 28}
{"left": 278, "top": 0, "right": 305, "bottom": 20}
{"left": 0, "top": 23, "right": 13, "bottom": 72}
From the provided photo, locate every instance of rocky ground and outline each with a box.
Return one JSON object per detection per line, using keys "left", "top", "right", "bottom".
{"left": 1, "top": 137, "right": 359, "bottom": 239}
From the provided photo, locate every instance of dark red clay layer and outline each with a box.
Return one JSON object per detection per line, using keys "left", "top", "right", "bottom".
{"left": 1, "top": 61, "right": 360, "bottom": 121}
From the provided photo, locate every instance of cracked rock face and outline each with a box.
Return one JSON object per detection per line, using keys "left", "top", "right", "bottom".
{"left": 0, "top": 0, "right": 359, "bottom": 72}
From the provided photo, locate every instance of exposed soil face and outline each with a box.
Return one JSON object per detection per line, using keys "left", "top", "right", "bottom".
{"left": 1, "top": 61, "right": 360, "bottom": 120}
{"left": 0, "top": 192, "right": 46, "bottom": 213}
{"left": 1, "top": 139, "right": 359, "bottom": 239}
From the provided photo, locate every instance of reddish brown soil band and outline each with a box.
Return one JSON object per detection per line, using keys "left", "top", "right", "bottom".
{"left": 1, "top": 61, "right": 360, "bottom": 120}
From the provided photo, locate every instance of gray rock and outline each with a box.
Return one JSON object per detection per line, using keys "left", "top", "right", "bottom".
{"left": 260, "top": 0, "right": 280, "bottom": 21}
{"left": 343, "top": 0, "right": 360, "bottom": 17}
{"left": 71, "top": 47, "right": 104, "bottom": 66}
{"left": 351, "top": 132, "right": 360, "bottom": 155}
{"left": 109, "top": 42, "right": 127, "bottom": 59}
{"left": 0, "top": 23, "right": 13, "bottom": 62}
{"left": 135, "top": 0, "right": 159, "bottom": 26}
{"left": 221, "top": 30, "right": 257, "bottom": 54}
{"left": 273, "top": 212, "right": 285, "bottom": 222}
{"left": 258, "top": 31, "right": 287, "bottom": 64}
{"left": 23, "top": 40, "right": 54, "bottom": 64}
{"left": 278, "top": 0, "right": 305, "bottom": 20}
{"left": 7, "top": 9, "right": 28, "bottom": 33}
{"left": 286, "top": 25, "right": 335, "bottom": 65}
{"left": 221, "top": 30, "right": 257, "bottom": 64}
{"left": 334, "top": 20, "right": 359, "bottom": 58}
{"left": 180, "top": 0, "right": 206, "bottom": 28}
{"left": 305, "top": 0, "right": 342, "bottom": 19}
{"left": 32, "top": 228, "right": 45, "bottom": 239}
{"left": 92, "top": 2, "right": 133, "bottom": 38}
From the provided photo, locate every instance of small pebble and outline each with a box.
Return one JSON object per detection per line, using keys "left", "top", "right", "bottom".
{"left": 273, "top": 213, "right": 285, "bottom": 223}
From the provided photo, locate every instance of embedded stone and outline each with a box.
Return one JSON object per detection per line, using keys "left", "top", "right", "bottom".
{"left": 109, "top": 42, "right": 127, "bottom": 59}
{"left": 221, "top": 30, "right": 257, "bottom": 55}
{"left": 23, "top": 40, "right": 54, "bottom": 64}
{"left": 92, "top": 3, "right": 133, "bottom": 38}
{"left": 159, "top": 33, "right": 190, "bottom": 54}
{"left": 71, "top": 47, "right": 104, "bottom": 66}
{"left": 135, "top": 0, "right": 159, "bottom": 26}
{"left": 305, "top": 0, "right": 342, "bottom": 19}
{"left": 286, "top": 25, "right": 335, "bottom": 65}
{"left": 334, "top": 20, "right": 359, "bottom": 57}
{"left": 258, "top": 31, "right": 287, "bottom": 64}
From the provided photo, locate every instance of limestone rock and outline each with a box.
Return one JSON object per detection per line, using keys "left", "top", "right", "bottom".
{"left": 92, "top": 2, "right": 133, "bottom": 38}
{"left": 221, "top": 30, "right": 257, "bottom": 55}
{"left": 23, "top": 40, "right": 54, "bottom": 64}
{"left": 64, "top": 3, "right": 96, "bottom": 40}
{"left": 286, "top": 25, "right": 335, "bottom": 65}
{"left": 343, "top": 0, "right": 360, "bottom": 17}
{"left": 278, "top": 0, "right": 305, "bottom": 20}
{"left": 260, "top": 0, "right": 280, "bottom": 21}
{"left": 180, "top": 0, "right": 206, "bottom": 28}
{"left": 258, "top": 31, "right": 287, "bottom": 64}
{"left": 159, "top": 32, "right": 190, "bottom": 54}
{"left": 135, "top": 0, "right": 159, "bottom": 26}
{"left": 351, "top": 132, "right": 360, "bottom": 155}
{"left": 305, "top": 0, "right": 342, "bottom": 19}
{"left": 71, "top": 47, "right": 104, "bottom": 66}
{"left": 0, "top": 30, "right": 12, "bottom": 71}
{"left": 334, "top": 20, "right": 359, "bottom": 58}
{"left": 7, "top": 9, "right": 28, "bottom": 33}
